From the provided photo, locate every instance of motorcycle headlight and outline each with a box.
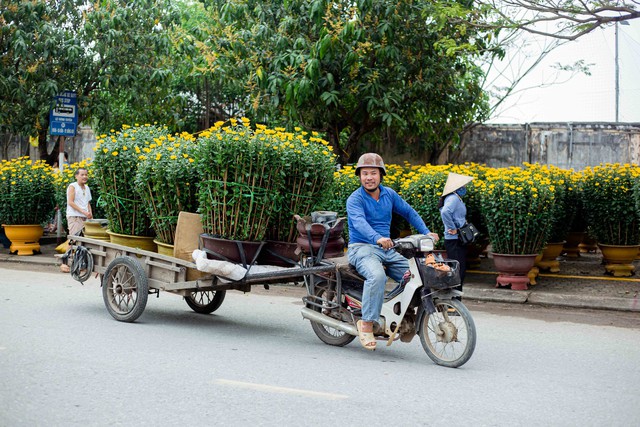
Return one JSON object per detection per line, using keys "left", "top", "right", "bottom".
{"left": 419, "top": 237, "right": 434, "bottom": 252}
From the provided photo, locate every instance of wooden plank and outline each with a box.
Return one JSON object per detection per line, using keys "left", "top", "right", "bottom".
{"left": 146, "top": 259, "right": 182, "bottom": 273}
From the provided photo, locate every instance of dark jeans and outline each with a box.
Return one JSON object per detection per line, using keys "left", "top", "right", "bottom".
{"left": 444, "top": 238, "right": 467, "bottom": 293}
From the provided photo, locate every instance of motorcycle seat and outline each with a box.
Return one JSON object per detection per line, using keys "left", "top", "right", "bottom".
{"left": 339, "top": 263, "right": 367, "bottom": 282}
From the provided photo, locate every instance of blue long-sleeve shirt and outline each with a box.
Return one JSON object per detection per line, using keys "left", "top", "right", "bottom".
{"left": 440, "top": 193, "right": 467, "bottom": 240}
{"left": 347, "top": 185, "right": 430, "bottom": 245}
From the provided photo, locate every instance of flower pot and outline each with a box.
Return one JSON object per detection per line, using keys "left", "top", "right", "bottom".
{"left": 2, "top": 224, "right": 44, "bottom": 255}
{"left": 295, "top": 215, "right": 345, "bottom": 259}
{"left": 83, "top": 219, "right": 109, "bottom": 241}
{"left": 579, "top": 236, "right": 598, "bottom": 253}
{"left": 492, "top": 253, "right": 538, "bottom": 290}
{"left": 563, "top": 231, "right": 585, "bottom": 259}
{"left": 597, "top": 244, "right": 640, "bottom": 277}
{"left": 106, "top": 230, "right": 157, "bottom": 252}
{"left": 535, "top": 241, "right": 566, "bottom": 273}
{"left": 465, "top": 239, "right": 488, "bottom": 269}
{"left": 154, "top": 239, "right": 175, "bottom": 257}
{"left": 258, "top": 240, "right": 299, "bottom": 267}
{"left": 199, "top": 234, "right": 264, "bottom": 266}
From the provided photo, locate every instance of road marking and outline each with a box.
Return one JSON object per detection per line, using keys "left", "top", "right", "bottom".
{"left": 215, "top": 379, "right": 348, "bottom": 400}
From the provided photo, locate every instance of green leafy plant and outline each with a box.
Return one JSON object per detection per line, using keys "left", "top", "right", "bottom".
{"left": 93, "top": 124, "right": 170, "bottom": 236}
{"left": 195, "top": 119, "right": 336, "bottom": 242}
{"left": 322, "top": 165, "right": 361, "bottom": 220}
{"left": 477, "top": 164, "right": 556, "bottom": 254}
{"left": 0, "top": 157, "right": 55, "bottom": 225}
{"left": 528, "top": 164, "right": 578, "bottom": 244}
{"left": 264, "top": 126, "right": 337, "bottom": 242}
{"left": 585, "top": 163, "right": 640, "bottom": 246}
{"left": 401, "top": 164, "right": 450, "bottom": 237}
{"left": 134, "top": 133, "right": 199, "bottom": 245}
{"left": 195, "top": 120, "right": 285, "bottom": 241}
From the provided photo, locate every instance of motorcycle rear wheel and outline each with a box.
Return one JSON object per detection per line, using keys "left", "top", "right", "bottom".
{"left": 418, "top": 298, "right": 476, "bottom": 368}
{"left": 309, "top": 281, "right": 356, "bottom": 347}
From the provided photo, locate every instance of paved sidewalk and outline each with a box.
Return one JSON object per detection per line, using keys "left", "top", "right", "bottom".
{"left": 464, "top": 252, "right": 640, "bottom": 312}
{"left": 1, "top": 239, "right": 639, "bottom": 312}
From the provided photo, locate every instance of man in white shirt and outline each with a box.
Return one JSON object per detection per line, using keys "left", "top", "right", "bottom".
{"left": 66, "top": 167, "right": 93, "bottom": 237}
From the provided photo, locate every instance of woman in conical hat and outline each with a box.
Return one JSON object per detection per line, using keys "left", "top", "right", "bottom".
{"left": 438, "top": 172, "right": 474, "bottom": 298}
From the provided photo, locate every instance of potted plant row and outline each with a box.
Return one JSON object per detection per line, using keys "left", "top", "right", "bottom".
{"left": 0, "top": 157, "right": 56, "bottom": 255}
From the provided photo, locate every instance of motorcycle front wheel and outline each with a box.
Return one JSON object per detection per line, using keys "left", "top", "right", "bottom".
{"left": 418, "top": 298, "right": 476, "bottom": 368}
{"left": 309, "top": 280, "right": 356, "bottom": 347}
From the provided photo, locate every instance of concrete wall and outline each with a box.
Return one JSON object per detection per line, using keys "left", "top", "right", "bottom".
{"left": 1, "top": 126, "right": 97, "bottom": 165}
{"left": 456, "top": 122, "right": 640, "bottom": 169}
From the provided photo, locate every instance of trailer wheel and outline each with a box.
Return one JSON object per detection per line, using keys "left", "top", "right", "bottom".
{"left": 185, "top": 290, "right": 226, "bottom": 314}
{"left": 102, "top": 256, "right": 148, "bottom": 322}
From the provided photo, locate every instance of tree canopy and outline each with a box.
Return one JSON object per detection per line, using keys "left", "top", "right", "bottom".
{"left": 5, "top": 0, "right": 634, "bottom": 163}
{"left": 203, "top": 0, "right": 492, "bottom": 162}
{"left": 0, "top": 0, "right": 183, "bottom": 141}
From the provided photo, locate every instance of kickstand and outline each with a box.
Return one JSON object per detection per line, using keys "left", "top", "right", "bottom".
{"left": 386, "top": 323, "right": 401, "bottom": 346}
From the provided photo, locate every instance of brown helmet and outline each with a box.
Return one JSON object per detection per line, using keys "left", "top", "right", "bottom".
{"left": 355, "top": 153, "right": 386, "bottom": 176}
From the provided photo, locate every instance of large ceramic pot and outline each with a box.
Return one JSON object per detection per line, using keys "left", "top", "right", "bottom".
{"left": 597, "top": 243, "right": 640, "bottom": 277}
{"left": 294, "top": 214, "right": 345, "bottom": 259}
{"left": 154, "top": 239, "right": 175, "bottom": 257}
{"left": 258, "top": 240, "right": 299, "bottom": 267}
{"left": 465, "top": 238, "right": 489, "bottom": 269}
{"left": 579, "top": 235, "right": 598, "bottom": 253}
{"left": 535, "top": 241, "right": 566, "bottom": 273}
{"left": 2, "top": 224, "right": 44, "bottom": 255}
{"left": 563, "top": 231, "right": 585, "bottom": 259}
{"left": 106, "top": 230, "right": 157, "bottom": 253}
{"left": 492, "top": 253, "right": 538, "bottom": 291}
{"left": 83, "top": 219, "right": 109, "bottom": 241}
{"left": 200, "top": 234, "right": 264, "bottom": 266}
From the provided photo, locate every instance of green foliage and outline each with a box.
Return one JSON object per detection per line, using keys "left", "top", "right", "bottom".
{"left": 0, "top": 0, "right": 184, "bottom": 139}
{"left": 477, "top": 165, "right": 556, "bottom": 254}
{"left": 401, "top": 166, "right": 450, "bottom": 237}
{"left": 0, "top": 157, "right": 55, "bottom": 225}
{"left": 584, "top": 163, "right": 640, "bottom": 246}
{"left": 194, "top": 119, "right": 337, "bottom": 242}
{"left": 205, "top": 0, "right": 492, "bottom": 161}
{"left": 134, "top": 133, "right": 200, "bottom": 245}
{"left": 93, "top": 124, "right": 170, "bottom": 236}
{"left": 265, "top": 127, "right": 337, "bottom": 242}
{"left": 529, "top": 165, "right": 578, "bottom": 243}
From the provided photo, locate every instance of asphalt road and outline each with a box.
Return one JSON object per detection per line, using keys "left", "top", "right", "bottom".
{"left": 1, "top": 266, "right": 639, "bottom": 426}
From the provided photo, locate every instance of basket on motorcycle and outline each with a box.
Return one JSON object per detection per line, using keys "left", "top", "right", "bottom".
{"left": 417, "top": 258, "right": 461, "bottom": 289}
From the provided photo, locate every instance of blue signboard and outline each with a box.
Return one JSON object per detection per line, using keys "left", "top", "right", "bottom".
{"left": 49, "top": 91, "right": 78, "bottom": 136}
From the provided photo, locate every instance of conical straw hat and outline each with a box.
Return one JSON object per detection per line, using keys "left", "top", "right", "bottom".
{"left": 442, "top": 172, "right": 474, "bottom": 196}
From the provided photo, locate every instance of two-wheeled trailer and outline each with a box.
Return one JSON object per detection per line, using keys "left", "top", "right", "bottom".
{"left": 69, "top": 235, "right": 336, "bottom": 323}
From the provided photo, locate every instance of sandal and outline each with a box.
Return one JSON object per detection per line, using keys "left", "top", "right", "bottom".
{"left": 357, "top": 320, "right": 377, "bottom": 351}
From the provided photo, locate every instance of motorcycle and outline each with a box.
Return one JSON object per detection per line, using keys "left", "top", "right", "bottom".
{"left": 300, "top": 234, "right": 476, "bottom": 368}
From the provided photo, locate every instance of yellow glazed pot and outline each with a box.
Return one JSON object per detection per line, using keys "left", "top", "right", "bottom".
{"left": 106, "top": 230, "right": 157, "bottom": 253}
{"left": 597, "top": 244, "right": 640, "bottom": 277}
{"left": 83, "top": 219, "right": 109, "bottom": 241}
{"left": 154, "top": 239, "right": 174, "bottom": 257}
{"left": 2, "top": 224, "right": 44, "bottom": 256}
